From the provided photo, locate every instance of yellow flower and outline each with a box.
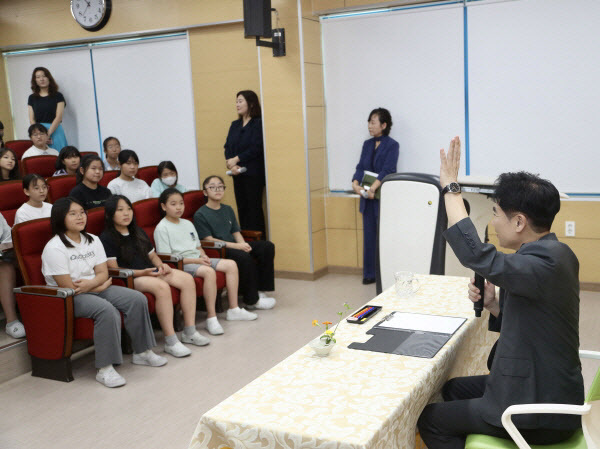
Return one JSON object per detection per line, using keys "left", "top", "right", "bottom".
{"left": 312, "top": 320, "right": 319, "bottom": 327}
{"left": 324, "top": 330, "right": 333, "bottom": 336}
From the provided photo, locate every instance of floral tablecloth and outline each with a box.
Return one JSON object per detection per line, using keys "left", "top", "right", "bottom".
{"left": 189, "top": 274, "right": 497, "bottom": 449}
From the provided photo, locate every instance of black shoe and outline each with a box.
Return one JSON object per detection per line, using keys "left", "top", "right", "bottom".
{"left": 362, "top": 278, "right": 376, "bottom": 285}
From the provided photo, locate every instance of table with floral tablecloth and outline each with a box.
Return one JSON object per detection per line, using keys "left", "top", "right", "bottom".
{"left": 189, "top": 274, "right": 497, "bottom": 449}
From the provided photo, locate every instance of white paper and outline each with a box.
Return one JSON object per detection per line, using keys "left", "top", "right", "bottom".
{"left": 378, "top": 312, "right": 465, "bottom": 335}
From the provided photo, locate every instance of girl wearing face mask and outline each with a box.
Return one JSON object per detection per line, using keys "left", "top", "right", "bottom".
{"left": 151, "top": 161, "right": 187, "bottom": 198}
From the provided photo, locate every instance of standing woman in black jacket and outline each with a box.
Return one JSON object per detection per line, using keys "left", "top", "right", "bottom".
{"left": 224, "top": 90, "right": 266, "bottom": 235}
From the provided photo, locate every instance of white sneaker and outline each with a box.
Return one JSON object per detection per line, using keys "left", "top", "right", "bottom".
{"left": 96, "top": 366, "right": 126, "bottom": 388}
{"left": 258, "top": 291, "right": 268, "bottom": 299}
{"left": 132, "top": 350, "right": 168, "bottom": 367}
{"left": 206, "top": 317, "right": 224, "bottom": 335}
{"left": 5, "top": 321, "right": 26, "bottom": 339}
{"left": 247, "top": 297, "right": 276, "bottom": 310}
{"left": 164, "top": 341, "right": 191, "bottom": 358}
{"left": 181, "top": 331, "right": 211, "bottom": 346}
{"left": 226, "top": 307, "right": 258, "bottom": 321}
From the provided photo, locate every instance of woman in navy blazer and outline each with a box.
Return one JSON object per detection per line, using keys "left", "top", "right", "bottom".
{"left": 352, "top": 108, "right": 399, "bottom": 284}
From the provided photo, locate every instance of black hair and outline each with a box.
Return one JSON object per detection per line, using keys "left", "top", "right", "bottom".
{"left": 0, "top": 148, "right": 20, "bottom": 181}
{"left": 368, "top": 108, "right": 393, "bottom": 136}
{"left": 103, "top": 195, "right": 153, "bottom": 267}
{"left": 55, "top": 146, "right": 81, "bottom": 171}
{"left": 493, "top": 171, "right": 560, "bottom": 232}
{"left": 28, "top": 123, "right": 48, "bottom": 137}
{"left": 118, "top": 149, "right": 139, "bottom": 166}
{"left": 158, "top": 187, "right": 184, "bottom": 218}
{"left": 50, "top": 197, "right": 93, "bottom": 248}
{"left": 202, "top": 175, "right": 225, "bottom": 190}
{"left": 22, "top": 173, "right": 47, "bottom": 190}
{"left": 102, "top": 136, "right": 120, "bottom": 152}
{"left": 0, "top": 120, "right": 4, "bottom": 129}
{"left": 77, "top": 154, "right": 104, "bottom": 184}
{"left": 236, "top": 90, "right": 262, "bottom": 119}
{"left": 157, "top": 161, "right": 178, "bottom": 180}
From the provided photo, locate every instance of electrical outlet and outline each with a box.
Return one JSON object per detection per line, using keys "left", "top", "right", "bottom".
{"left": 565, "top": 221, "right": 575, "bottom": 237}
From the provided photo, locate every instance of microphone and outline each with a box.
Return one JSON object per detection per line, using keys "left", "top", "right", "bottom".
{"left": 473, "top": 272, "right": 485, "bottom": 317}
{"left": 226, "top": 167, "right": 247, "bottom": 176}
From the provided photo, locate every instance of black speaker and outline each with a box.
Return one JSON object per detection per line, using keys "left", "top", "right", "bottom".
{"left": 243, "top": 0, "right": 272, "bottom": 38}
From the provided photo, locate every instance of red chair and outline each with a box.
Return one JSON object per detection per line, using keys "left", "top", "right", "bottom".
{"left": 46, "top": 174, "right": 77, "bottom": 203}
{"left": 12, "top": 217, "right": 133, "bottom": 382}
{"left": 136, "top": 165, "right": 159, "bottom": 186}
{"left": 79, "top": 151, "right": 98, "bottom": 158}
{"left": 182, "top": 190, "right": 206, "bottom": 220}
{"left": 5, "top": 140, "right": 33, "bottom": 160}
{"left": 132, "top": 198, "right": 226, "bottom": 304}
{"left": 99, "top": 169, "right": 118, "bottom": 187}
{"left": 21, "top": 155, "right": 58, "bottom": 177}
{"left": 0, "top": 180, "right": 28, "bottom": 226}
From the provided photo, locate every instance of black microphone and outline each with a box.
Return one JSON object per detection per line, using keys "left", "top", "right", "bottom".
{"left": 474, "top": 272, "right": 485, "bottom": 317}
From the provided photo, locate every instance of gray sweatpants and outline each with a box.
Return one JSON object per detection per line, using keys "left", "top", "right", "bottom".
{"left": 74, "top": 285, "right": 156, "bottom": 368}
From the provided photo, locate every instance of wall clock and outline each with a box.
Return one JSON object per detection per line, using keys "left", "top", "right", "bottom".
{"left": 70, "top": 0, "right": 112, "bottom": 31}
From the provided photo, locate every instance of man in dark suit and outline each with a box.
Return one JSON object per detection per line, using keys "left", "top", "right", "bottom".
{"left": 417, "top": 137, "right": 584, "bottom": 448}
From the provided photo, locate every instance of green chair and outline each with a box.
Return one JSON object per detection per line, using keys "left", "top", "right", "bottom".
{"left": 465, "top": 350, "right": 600, "bottom": 449}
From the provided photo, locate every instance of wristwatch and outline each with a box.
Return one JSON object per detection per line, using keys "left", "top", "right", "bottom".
{"left": 442, "top": 182, "right": 461, "bottom": 195}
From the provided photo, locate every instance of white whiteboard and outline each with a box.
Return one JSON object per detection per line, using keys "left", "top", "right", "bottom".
{"left": 467, "top": 0, "right": 600, "bottom": 193}
{"left": 4, "top": 34, "right": 199, "bottom": 189}
{"left": 92, "top": 36, "right": 199, "bottom": 189}
{"left": 322, "top": 4, "right": 466, "bottom": 191}
{"left": 4, "top": 47, "right": 99, "bottom": 151}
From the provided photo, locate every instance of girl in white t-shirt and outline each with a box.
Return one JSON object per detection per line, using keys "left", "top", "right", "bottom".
{"left": 14, "top": 174, "right": 52, "bottom": 224}
{"left": 154, "top": 188, "right": 256, "bottom": 336}
{"left": 107, "top": 150, "right": 152, "bottom": 203}
{"left": 0, "top": 212, "right": 25, "bottom": 339}
{"left": 41, "top": 197, "right": 167, "bottom": 388}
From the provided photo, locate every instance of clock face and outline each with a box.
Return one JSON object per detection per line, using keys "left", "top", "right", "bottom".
{"left": 70, "top": 0, "right": 111, "bottom": 31}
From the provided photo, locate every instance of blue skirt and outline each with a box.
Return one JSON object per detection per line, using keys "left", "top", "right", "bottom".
{"left": 42, "top": 123, "right": 68, "bottom": 151}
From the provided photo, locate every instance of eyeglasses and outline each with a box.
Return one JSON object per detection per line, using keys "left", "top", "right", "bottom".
{"left": 206, "top": 185, "right": 226, "bottom": 192}
{"left": 31, "top": 133, "right": 47, "bottom": 137}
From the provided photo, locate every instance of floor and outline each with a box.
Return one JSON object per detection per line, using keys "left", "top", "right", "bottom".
{"left": 0, "top": 274, "right": 597, "bottom": 449}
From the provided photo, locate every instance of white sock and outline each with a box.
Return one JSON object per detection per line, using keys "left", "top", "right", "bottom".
{"left": 207, "top": 316, "right": 219, "bottom": 323}
{"left": 98, "top": 365, "right": 112, "bottom": 374}
{"left": 228, "top": 307, "right": 240, "bottom": 311}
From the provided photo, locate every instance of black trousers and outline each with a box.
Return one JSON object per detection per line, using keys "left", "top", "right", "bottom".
{"left": 417, "top": 375, "right": 577, "bottom": 449}
{"left": 233, "top": 174, "right": 266, "bottom": 235}
{"left": 225, "top": 240, "right": 275, "bottom": 305}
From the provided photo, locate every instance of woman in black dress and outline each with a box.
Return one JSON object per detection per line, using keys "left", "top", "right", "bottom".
{"left": 224, "top": 90, "right": 266, "bottom": 235}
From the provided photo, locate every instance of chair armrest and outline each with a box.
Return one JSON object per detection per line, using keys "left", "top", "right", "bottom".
{"left": 108, "top": 268, "right": 134, "bottom": 289}
{"left": 579, "top": 350, "right": 600, "bottom": 360}
{"left": 157, "top": 253, "right": 183, "bottom": 270}
{"left": 501, "top": 403, "right": 592, "bottom": 449}
{"left": 200, "top": 240, "right": 226, "bottom": 258}
{"left": 241, "top": 230, "right": 262, "bottom": 241}
{"left": 14, "top": 286, "right": 75, "bottom": 297}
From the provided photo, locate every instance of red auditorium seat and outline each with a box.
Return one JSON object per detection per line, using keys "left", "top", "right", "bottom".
{"left": 99, "top": 169, "right": 118, "bottom": 187}
{"left": 12, "top": 217, "right": 134, "bottom": 382}
{"left": 79, "top": 151, "right": 98, "bottom": 158}
{"left": 133, "top": 198, "right": 227, "bottom": 306}
{"left": 182, "top": 189, "right": 206, "bottom": 220}
{"left": 21, "top": 155, "right": 58, "bottom": 177}
{"left": 5, "top": 140, "right": 33, "bottom": 160}
{"left": 46, "top": 174, "right": 77, "bottom": 203}
{"left": 136, "top": 165, "right": 159, "bottom": 186}
{"left": 0, "top": 180, "right": 28, "bottom": 226}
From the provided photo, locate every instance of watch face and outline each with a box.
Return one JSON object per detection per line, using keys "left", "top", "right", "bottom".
{"left": 449, "top": 182, "right": 461, "bottom": 192}
{"left": 71, "top": 0, "right": 109, "bottom": 30}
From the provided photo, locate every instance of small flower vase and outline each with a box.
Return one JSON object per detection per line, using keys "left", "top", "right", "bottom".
{"left": 309, "top": 338, "right": 335, "bottom": 357}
